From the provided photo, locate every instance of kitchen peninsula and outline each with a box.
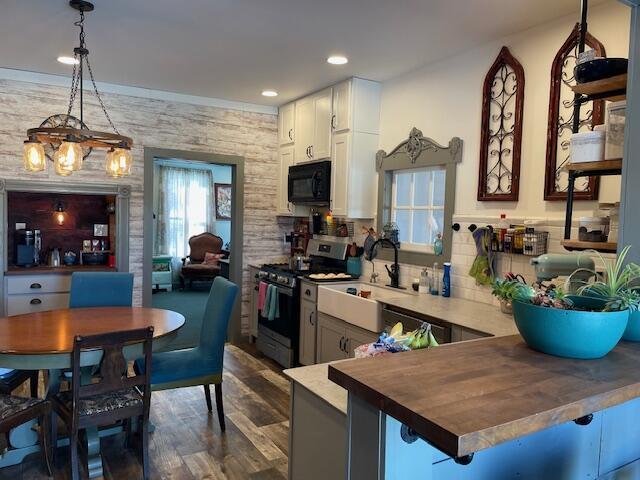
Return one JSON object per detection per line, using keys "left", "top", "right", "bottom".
{"left": 328, "top": 336, "right": 640, "bottom": 479}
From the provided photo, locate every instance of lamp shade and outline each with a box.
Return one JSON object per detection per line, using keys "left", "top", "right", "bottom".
{"left": 54, "top": 149, "right": 74, "bottom": 176}
{"left": 56, "top": 139, "right": 83, "bottom": 174}
{"left": 23, "top": 139, "right": 46, "bottom": 172}
{"left": 105, "top": 147, "right": 132, "bottom": 177}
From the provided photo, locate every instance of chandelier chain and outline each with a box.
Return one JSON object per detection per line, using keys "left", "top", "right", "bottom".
{"left": 85, "top": 56, "right": 120, "bottom": 135}
{"left": 64, "top": 59, "right": 80, "bottom": 128}
{"left": 64, "top": 7, "right": 121, "bottom": 136}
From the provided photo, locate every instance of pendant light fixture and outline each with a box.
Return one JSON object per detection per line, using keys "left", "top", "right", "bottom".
{"left": 54, "top": 202, "right": 67, "bottom": 225}
{"left": 23, "top": 1, "right": 133, "bottom": 178}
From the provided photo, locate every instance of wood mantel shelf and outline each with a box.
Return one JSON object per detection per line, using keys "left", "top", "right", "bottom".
{"left": 328, "top": 335, "right": 640, "bottom": 458}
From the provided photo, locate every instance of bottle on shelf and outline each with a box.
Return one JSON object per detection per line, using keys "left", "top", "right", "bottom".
{"left": 497, "top": 213, "right": 509, "bottom": 252}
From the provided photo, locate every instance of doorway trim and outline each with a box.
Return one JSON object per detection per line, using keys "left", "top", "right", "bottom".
{"left": 143, "top": 147, "right": 245, "bottom": 344}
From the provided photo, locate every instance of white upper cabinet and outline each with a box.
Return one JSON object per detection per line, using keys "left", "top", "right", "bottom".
{"left": 294, "top": 88, "right": 333, "bottom": 163}
{"left": 332, "top": 80, "right": 352, "bottom": 133}
{"left": 278, "top": 102, "right": 295, "bottom": 146}
{"left": 294, "top": 96, "right": 315, "bottom": 164}
{"left": 277, "top": 77, "right": 381, "bottom": 218}
{"left": 312, "top": 87, "right": 333, "bottom": 160}
{"left": 331, "top": 131, "right": 379, "bottom": 219}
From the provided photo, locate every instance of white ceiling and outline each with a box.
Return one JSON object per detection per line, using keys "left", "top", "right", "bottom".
{"left": 0, "top": 0, "right": 597, "bottom": 107}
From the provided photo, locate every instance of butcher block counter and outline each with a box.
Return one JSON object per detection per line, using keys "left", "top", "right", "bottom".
{"left": 329, "top": 335, "right": 640, "bottom": 480}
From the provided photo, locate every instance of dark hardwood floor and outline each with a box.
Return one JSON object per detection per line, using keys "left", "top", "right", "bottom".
{"left": 0, "top": 344, "right": 290, "bottom": 480}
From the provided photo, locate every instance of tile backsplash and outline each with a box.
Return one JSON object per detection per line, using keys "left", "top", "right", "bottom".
{"left": 355, "top": 215, "right": 614, "bottom": 307}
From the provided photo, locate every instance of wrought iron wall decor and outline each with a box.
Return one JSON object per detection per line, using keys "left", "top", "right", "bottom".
{"left": 477, "top": 46, "right": 525, "bottom": 202}
{"left": 543, "top": 23, "right": 605, "bottom": 201}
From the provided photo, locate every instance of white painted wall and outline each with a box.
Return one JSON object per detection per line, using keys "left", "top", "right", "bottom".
{"left": 379, "top": 0, "right": 629, "bottom": 219}
{"left": 362, "top": 1, "right": 630, "bottom": 305}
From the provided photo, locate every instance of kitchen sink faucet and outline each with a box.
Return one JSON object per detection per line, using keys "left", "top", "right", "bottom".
{"left": 368, "top": 238, "right": 401, "bottom": 289}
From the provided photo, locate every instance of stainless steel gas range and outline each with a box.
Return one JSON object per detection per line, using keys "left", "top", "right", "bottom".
{"left": 255, "top": 239, "right": 355, "bottom": 368}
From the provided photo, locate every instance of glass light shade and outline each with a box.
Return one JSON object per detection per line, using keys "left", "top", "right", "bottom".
{"left": 54, "top": 149, "right": 74, "bottom": 176}
{"left": 23, "top": 140, "right": 46, "bottom": 172}
{"left": 105, "top": 147, "right": 132, "bottom": 177}
{"left": 56, "top": 140, "right": 83, "bottom": 173}
{"left": 54, "top": 211, "right": 66, "bottom": 225}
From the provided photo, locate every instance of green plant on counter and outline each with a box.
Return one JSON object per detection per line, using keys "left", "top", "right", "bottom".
{"left": 491, "top": 279, "right": 535, "bottom": 302}
{"left": 569, "top": 245, "right": 640, "bottom": 312}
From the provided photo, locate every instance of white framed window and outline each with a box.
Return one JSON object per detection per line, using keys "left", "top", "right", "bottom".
{"left": 391, "top": 166, "right": 446, "bottom": 252}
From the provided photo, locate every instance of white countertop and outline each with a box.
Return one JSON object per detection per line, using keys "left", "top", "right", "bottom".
{"left": 379, "top": 293, "right": 518, "bottom": 337}
{"left": 284, "top": 360, "right": 351, "bottom": 415}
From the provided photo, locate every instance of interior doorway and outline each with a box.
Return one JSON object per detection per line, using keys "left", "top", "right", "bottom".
{"left": 142, "top": 148, "right": 244, "bottom": 345}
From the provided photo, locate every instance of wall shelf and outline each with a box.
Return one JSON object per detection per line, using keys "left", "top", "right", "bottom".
{"left": 561, "top": 239, "right": 617, "bottom": 253}
{"left": 565, "top": 159, "right": 622, "bottom": 176}
{"left": 571, "top": 73, "right": 627, "bottom": 102}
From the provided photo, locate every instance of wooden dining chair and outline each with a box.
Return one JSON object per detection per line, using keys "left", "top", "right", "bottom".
{"left": 52, "top": 327, "right": 154, "bottom": 480}
{"left": 134, "top": 277, "right": 238, "bottom": 431}
{"left": 0, "top": 395, "right": 52, "bottom": 476}
{"left": 68, "top": 272, "right": 134, "bottom": 308}
{"left": 0, "top": 368, "right": 39, "bottom": 398}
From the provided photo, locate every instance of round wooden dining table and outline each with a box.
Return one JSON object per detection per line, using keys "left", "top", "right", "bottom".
{"left": 0, "top": 307, "right": 185, "bottom": 369}
{"left": 0, "top": 306, "right": 185, "bottom": 477}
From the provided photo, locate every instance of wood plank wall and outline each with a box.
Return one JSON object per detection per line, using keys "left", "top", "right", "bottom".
{"left": 0, "top": 79, "right": 292, "bottom": 333}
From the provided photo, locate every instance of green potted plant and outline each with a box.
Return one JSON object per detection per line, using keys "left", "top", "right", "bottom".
{"left": 570, "top": 245, "right": 640, "bottom": 341}
{"left": 491, "top": 278, "right": 533, "bottom": 314}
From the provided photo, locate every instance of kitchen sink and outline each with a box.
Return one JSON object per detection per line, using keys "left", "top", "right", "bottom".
{"left": 317, "top": 283, "right": 410, "bottom": 332}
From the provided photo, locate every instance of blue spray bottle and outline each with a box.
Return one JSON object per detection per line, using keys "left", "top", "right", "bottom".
{"left": 442, "top": 262, "right": 451, "bottom": 297}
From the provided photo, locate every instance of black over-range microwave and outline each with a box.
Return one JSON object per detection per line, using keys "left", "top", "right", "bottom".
{"left": 288, "top": 160, "right": 331, "bottom": 205}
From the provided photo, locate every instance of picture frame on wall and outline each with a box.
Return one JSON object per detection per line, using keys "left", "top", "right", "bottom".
{"left": 215, "top": 183, "right": 232, "bottom": 220}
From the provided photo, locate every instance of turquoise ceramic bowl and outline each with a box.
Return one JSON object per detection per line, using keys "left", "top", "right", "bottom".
{"left": 623, "top": 310, "right": 640, "bottom": 341}
{"left": 512, "top": 297, "right": 629, "bottom": 359}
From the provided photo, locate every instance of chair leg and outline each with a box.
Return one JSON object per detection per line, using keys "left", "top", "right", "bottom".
{"left": 140, "top": 415, "right": 150, "bottom": 480}
{"left": 69, "top": 426, "right": 80, "bottom": 480}
{"left": 39, "top": 414, "right": 53, "bottom": 477}
{"left": 214, "top": 383, "right": 225, "bottom": 432}
{"left": 124, "top": 418, "right": 132, "bottom": 449}
{"left": 30, "top": 371, "right": 39, "bottom": 398}
{"left": 203, "top": 384, "right": 213, "bottom": 412}
{"left": 50, "top": 414, "right": 58, "bottom": 467}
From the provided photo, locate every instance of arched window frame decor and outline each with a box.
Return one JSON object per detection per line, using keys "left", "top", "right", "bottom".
{"left": 543, "top": 23, "right": 606, "bottom": 201}
{"left": 477, "top": 46, "right": 525, "bottom": 202}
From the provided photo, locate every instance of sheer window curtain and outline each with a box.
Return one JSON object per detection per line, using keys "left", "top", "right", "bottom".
{"left": 154, "top": 166, "right": 215, "bottom": 259}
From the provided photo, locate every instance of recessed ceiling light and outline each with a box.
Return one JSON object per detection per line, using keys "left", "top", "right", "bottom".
{"left": 327, "top": 55, "right": 348, "bottom": 65}
{"left": 261, "top": 90, "right": 278, "bottom": 97}
{"left": 57, "top": 56, "right": 79, "bottom": 65}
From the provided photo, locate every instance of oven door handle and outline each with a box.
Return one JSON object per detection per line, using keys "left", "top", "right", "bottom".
{"left": 262, "top": 283, "right": 295, "bottom": 297}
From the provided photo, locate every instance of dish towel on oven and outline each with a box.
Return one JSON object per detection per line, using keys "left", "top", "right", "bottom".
{"left": 258, "top": 281, "right": 268, "bottom": 313}
{"left": 265, "top": 284, "right": 280, "bottom": 321}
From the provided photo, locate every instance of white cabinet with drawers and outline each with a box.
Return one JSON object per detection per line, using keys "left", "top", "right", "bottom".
{"left": 4, "top": 274, "right": 71, "bottom": 316}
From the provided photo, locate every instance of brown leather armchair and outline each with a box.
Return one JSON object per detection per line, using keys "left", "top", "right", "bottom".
{"left": 180, "top": 233, "right": 228, "bottom": 289}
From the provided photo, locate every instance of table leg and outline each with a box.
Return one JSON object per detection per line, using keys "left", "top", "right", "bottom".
{"left": 80, "top": 367, "right": 104, "bottom": 479}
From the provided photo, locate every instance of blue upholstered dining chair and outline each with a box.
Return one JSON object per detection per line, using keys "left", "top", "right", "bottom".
{"left": 69, "top": 272, "right": 134, "bottom": 308}
{"left": 135, "top": 277, "right": 238, "bottom": 431}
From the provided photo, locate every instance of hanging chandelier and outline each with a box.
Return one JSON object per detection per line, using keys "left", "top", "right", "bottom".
{"left": 23, "top": 0, "right": 133, "bottom": 178}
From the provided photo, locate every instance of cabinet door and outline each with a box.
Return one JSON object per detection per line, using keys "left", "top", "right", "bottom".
{"left": 332, "top": 80, "right": 352, "bottom": 133}
{"left": 312, "top": 88, "right": 333, "bottom": 160}
{"left": 330, "top": 132, "right": 350, "bottom": 216}
{"left": 276, "top": 146, "right": 295, "bottom": 215}
{"left": 294, "top": 96, "right": 314, "bottom": 164}
{"left": 345, "top": 325, "right": 379, "bottom": 358}
{"left": 299, "top": 299, "right": 317, "bottom": 366}
{"left": 278, "top": 102, "right": 295, "bottom": 145}
{"left": 317, "top": 313, "right": 348, "bottom": 363}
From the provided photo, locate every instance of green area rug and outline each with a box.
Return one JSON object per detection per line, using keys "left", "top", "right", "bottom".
{"left": 152, "top": 288, "right": 209, "bottom": 351}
